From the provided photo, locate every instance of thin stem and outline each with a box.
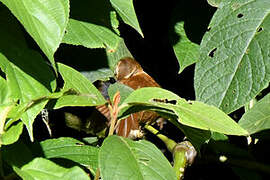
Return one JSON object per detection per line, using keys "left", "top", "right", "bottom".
{"left": 108, "top": 91, "right": 121, "bottom": 136}
{"left": 108, "top": 105, "right": 117, "bottom": 136}
{"left": 94, "top": 168, "right": 100, "bottom": 180}
{"left": 144, "top": 124, "right": 176, "bottom": 152}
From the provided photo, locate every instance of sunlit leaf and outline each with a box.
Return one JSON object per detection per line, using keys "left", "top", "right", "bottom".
{"left": 0, "top": 11, "right": 57, "bottom": 140}
{"left": 110, "top": 0, "right": 143, "bottom": 37}
{"left": 63, "top": 19, "right": 121, "bottom": 50}
{"left": 41, "top": 137, "right": 99, "bottom": 173}
{"left": 14, "top": 158, "right": 89, "bottom": 180}
{"left": 99, "top": 136, "right": 177, "bottom": 180}
{"left": 194, "top": 0, "right": 270, "bottom": 113}
{"left": 0, "top": 77, "right": 9, "bottom": 103}
{"left": 54, "top": 63, "right": 106, "bottom": 109}
{"left": 122, "top": 87, "right": 248, "bottom": 135}
{"left": 0, "top": 121, "right": 23, "bottom": 145}
{"left": 0, "top": 0, "right": 69, "bottom": 70}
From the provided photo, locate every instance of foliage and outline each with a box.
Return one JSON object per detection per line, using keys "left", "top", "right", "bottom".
{"left": 0, "top": 0, "right": 270, "bottom": 179}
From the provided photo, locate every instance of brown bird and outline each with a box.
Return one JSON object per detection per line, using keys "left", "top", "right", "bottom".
{"left": 96, "top": 57, "right": 161, "bottom": 138}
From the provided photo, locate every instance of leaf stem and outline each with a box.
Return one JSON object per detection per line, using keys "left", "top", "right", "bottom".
{"left": 144, "top": 124, "right": 176, "bottom": 152}
{"left": 144, "top": 125, "right": 197, "bottom": 180}
{"left": 94, "top": 168, "right": 100, "bottom": 180}
{"left": 108, "top": 91, "right": 121, "bottom": 136}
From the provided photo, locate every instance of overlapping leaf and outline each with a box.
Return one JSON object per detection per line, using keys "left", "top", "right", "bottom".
{"left": 62, "top": 19, "right": 121, "bottom": 50}
{"left": 99, "top": 136, "right": 177, "bottom": 180}
{"left": 0, "top": 77, "right": 9, "bottom": 103}
{"left": 40, "top": 137, "right": 99, "bottom": 173}
{"left": 53, "top": 63, "right": 106, "bottom": 109}
{"left": 0, "top": 10, "right": 57, "bottom": 140}
{"left": 121, "top": 87, "right": 248, "bottom": 135}
{"left": 106, "top": 39, "right": 133, "bottom": 70}
{"left": 110, "top": 0, "right": 143, "bottom": 37}
{"left": 0, "top": 0, "right": 69, "bottom": 70}
{"left": 14, "top": 158, "right": 89, "bottom": 180}
{"left": 81, "top": 68, "right": 114, "bottom": 83}
{"left": 239, "top": 94, "right": 270, "bottom": 134}
{"left": 194, "top": 0, "right": 270, "bottom": 113}
{"left": 170, "top": 22, "right": 199, "bottom": 73}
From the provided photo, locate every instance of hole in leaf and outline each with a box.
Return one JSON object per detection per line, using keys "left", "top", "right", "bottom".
{"left": 187, "top": 101, "right": 193, "bottom": 105}
{"left": 257, "top": 27, "right": 263, "bottom": 33}
{"left": 152, "top": 98, "right": 177, "bottom": 105}
{"left": 75, "top": 142, "right": 84, "bottom": 146}
{"left": 237, "top": 13, "right": 243, "bottom": 18}
{"left": 208, "top": 48, "right": 217, "bottom": 58}
{"left": 225, "top": 103, "right": 229, "bottom": 107}
{"left": 232, "top": 89, "right": 236, "bottom": 94}
{"left": 139, "top": 158, "right": 150, "bottom": 162}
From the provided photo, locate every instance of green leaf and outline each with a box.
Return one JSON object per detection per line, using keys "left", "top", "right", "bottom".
{"left": 194, "top": 0, "right": 270, "bottom": 113}
{"left": 99, "top": 135, "right": 177, "bottom": 180}
{"left": 14, "top": 158, "right": 90, "bottom": 180}
{"left": 106, "top": 38, "right": 133, "bottom": 70}
{"left": 0, "top": 9, "right": 57, "bottom": 140}
{"left": 81, "top": 68, "right": 114, "bottom": 83}
{"left": 207, "top": 0, "right": 223, "bottom": 7}
{"left": 54, "top": 63, "right": 106, "bottom": 109}
{"left": 62, "top": 19, "right": 121, "bottom": 50}
{"left": 0, "top": 53, "right": 56, "bottom": 141}
{"left": 0, "top": 77, "right": 9, "bottom": 103}
{"left": 170, "top": 22, "right": 199, "bottom": 73}
{"left": 239, "top": 93, "right": 270, "bottom": 135}
{"left": 40, "top": 137, "right": 99, "bottom": 172}
{"left": 110, "top": 11, "right": 120, "bottom": 35}
{"left": 0, "top": 0, "right": 69, "bottom": 70}
{"left": 122, "top": 87, "right": 248, "bottom": 135}
{"left": 110, "top": 0, "right": 143, "bottom": 37}
{"left": 176, "top": 124, "right": 211, "bottom": 151}
{"left": 108, "top": 82, "right": 134, "bottom": 105}
{"left": 0, "top": 121, "right": 23, "bottom": 145}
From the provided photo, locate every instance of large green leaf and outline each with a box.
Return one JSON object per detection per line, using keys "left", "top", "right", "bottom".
{"left": 62, "top": 19, "right": 121, "bottom": 50}
{"left": 194, "top": 0, "right": 270, "bottom": 113}
{"left": 0, "top": 10, "right": 57, "bottom": 140}
{"left": 40, "top": 137, "right": 99, "bottom": 172}
{"left": 14, "top": 158, "right": 89, "bottom": 180}
{"left": 239, "top": 94, "right": 270, "bottom": 134}
{"left": 170, "top": 22, "right": 199, "bottom": 73}
{"left": 110, "top": 0, "right": 143, "bottom": 37}
{"left": 54, "top": 63, "right": 106, "bottom": 109}
{"left": 0, "top": 0, "right": 69, "bottom": 70}
{"left": 122, "top": 87, "right": 248, "bottom": 135}
{"left": 99, "top": 135, "right": 177, "bottom": 180}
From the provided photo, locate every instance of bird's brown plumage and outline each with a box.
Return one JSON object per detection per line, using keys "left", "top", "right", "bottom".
{"left": 96, "top": 57, "right": 160, "bottom": 138}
